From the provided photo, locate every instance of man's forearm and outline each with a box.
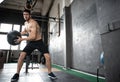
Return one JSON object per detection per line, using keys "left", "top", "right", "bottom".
{"left": 21, "top": 31, "right": 27, "bottom": 35}
{"left": 21, "top": 36, "right": 36, "bottom": 41}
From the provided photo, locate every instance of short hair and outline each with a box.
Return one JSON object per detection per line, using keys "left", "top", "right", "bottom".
{"left": 23, "top": 9, "right": 31, "bottom": 14}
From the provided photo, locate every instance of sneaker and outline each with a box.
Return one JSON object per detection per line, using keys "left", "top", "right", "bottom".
{"left": 48, "top": 72, "right": 57, "bottom": 79}
{"left": 11, "top": 73, "right": 19, "bottom": 82}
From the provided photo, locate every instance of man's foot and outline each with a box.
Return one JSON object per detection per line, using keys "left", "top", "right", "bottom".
{"left": 48, "top": 72, "right": 57, "bottom": 79}
{"left": 11, "top": 73, "right": 19, "bottom": 82}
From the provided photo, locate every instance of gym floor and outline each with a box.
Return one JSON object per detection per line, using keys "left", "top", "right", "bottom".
{"left": 0, "top": 63, "right": 89, "bottom": 82}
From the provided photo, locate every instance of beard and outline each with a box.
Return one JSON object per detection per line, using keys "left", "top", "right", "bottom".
{"left": 25, "top": 17, "right": 30, "bottom": 21}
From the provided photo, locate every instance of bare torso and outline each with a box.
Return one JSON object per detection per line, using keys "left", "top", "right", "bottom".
{"left": 24, "top": 19, "right": 42, "bottom": 41}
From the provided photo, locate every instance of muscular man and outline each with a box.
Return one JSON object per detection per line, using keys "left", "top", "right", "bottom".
{"left": 11, "top": 9, "right": 56, "bottom": 82}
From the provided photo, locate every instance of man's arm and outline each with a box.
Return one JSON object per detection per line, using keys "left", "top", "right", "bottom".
{"left": 21, "top": 22, "right": 28, "bottom": 35}
{"left": 21, "top": 28, "right": 27, "bottom": 35}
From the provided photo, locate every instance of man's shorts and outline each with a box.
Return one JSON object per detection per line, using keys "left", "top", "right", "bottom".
{"left": 22, "top": 39, "right": 49, "bottom": 55}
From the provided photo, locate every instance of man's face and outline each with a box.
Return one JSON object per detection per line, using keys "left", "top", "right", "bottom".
{"left": 23, "top": 12, "right": 30, "bottom": 21}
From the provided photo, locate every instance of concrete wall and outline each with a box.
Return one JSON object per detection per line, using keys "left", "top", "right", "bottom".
{"left": 48, "top": 0, "right": 73, "bottom": 66}
{"left": 96, "top": 0, "right": 120, "bottom": 34}
{"left": 96, "top": 0, "right": 120, "bottom": 81}
{"left": 49, "top": 0, "right": 104, "bottom": 75}
{"left": 48, "top": 0, "right": 64, "bottom": 66}
{"left": 71, "top": 0, "right": 103, "bottom": 74}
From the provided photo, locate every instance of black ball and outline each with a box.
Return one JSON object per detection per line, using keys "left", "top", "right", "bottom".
{"left": 7, "top": 30, "right": 21, "bottom": 45}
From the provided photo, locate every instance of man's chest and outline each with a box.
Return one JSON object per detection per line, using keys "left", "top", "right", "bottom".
{"left": 25, "top": 23, "right": 32, "bottom": 32}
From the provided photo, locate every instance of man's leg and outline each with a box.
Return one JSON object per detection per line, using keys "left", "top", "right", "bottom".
{"left": 17, "top": 52, "right": 26, "bottom": 73}
{"left": 44, "top": 53, "right": 57, "bottom": 79}
{"left": 44, "top": 53, "right": 51, "bottom": 73}
{"left": 11, "top": 52, "right": 26, "bottom": 82}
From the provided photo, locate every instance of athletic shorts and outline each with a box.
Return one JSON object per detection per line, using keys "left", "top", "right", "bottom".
{"left": 22, "top": 39, "right": 49, "bottom": 55}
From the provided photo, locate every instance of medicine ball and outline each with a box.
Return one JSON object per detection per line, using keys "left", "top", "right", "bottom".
{"left": 7, "top": 30, "right": 21, "bottom": 45}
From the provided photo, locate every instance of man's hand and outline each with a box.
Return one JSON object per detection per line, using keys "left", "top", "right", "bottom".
{"left": 14, "top": 36, "right": 22, "bottom": 44}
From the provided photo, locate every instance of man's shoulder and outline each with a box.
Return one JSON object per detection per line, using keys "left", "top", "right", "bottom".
{"left": 31, "top": 19, "right": 37, "bottom": 24}
{"left": 24, "top": 21, "right": 27, "bottom": 24}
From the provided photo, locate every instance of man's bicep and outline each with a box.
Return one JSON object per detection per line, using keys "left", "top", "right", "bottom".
{"left": 31, "top": 22, "right": 37, "bottom": 33}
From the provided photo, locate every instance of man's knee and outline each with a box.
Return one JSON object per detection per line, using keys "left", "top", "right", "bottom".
{"left": 19, "top": 52, "right": 26, "bottom": 60}
{"left": 44, "top": 53, "right": 51, "bottom": 60}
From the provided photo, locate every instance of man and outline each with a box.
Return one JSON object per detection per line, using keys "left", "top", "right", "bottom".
{"left": 11, "top": 9, "right": 57, "bottom": 82}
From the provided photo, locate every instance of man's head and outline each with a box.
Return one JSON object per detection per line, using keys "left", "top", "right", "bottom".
{"left": 23, "top": 9, "right": 31, "bottom": 21}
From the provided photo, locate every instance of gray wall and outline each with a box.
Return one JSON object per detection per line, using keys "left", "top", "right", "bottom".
{"left": 49, "top": 16, "right": 65, "bottom": 66}
{"left": 101, "top": 30, "right": 120, "bottom": 82}
{"left": 49, "top": 0, "right": 120, "bottom": 78}
{"left": 71, "top": 0, "right": 103, "bottom": 74}
{"left": 49, "top": 0, "right": 104, "bottom": 75}
{"left": 96, "top": 0, "right": 120, "bottom": 81}
{"left": 64, "top": 7, "right": 73, "bottom": 68}
{"left": 96, "top": 0, "right": 120, "bottom": 34}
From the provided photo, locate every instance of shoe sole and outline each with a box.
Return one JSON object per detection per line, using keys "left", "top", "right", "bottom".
{"left": 48, "top": 76, "right": 57, "bottom": 79}
{"left": 11, "top": 79, "right": 18, "bottom": 82}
